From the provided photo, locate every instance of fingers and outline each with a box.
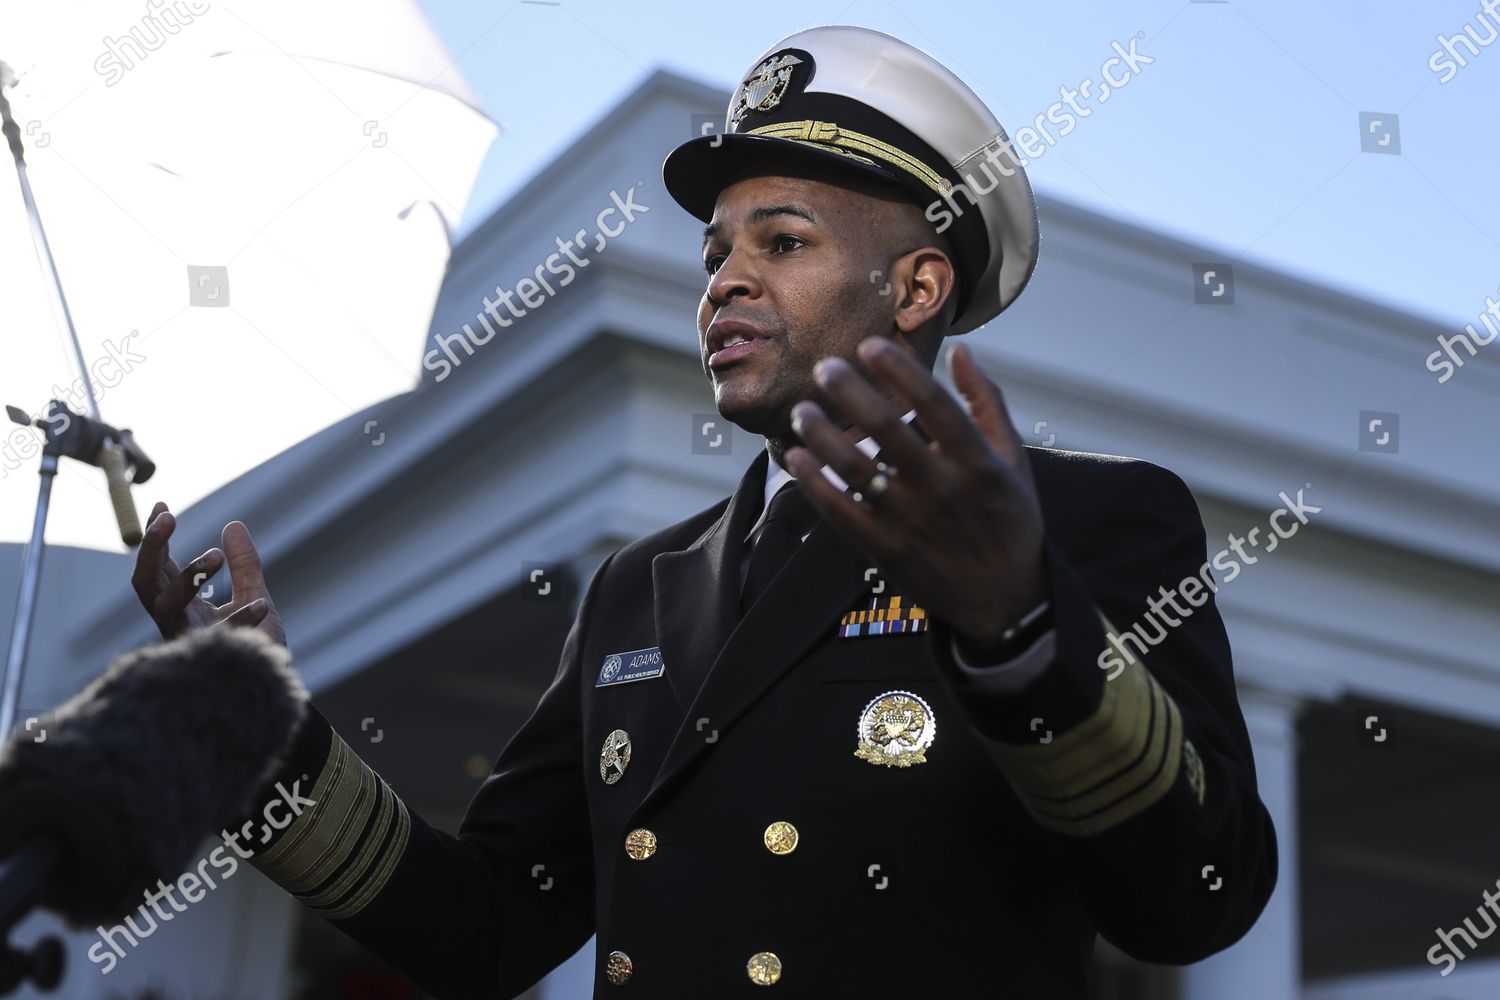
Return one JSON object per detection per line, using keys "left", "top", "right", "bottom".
{"left": 946, "top": 343, "right": 1024, "bottom": 465}
{"left": 791, "top": 399, "right": 889, "bottom": 500}
{"left": 132, "top": 503, "right": 178, "bottom": 606}
{"left": 218, "top": 598, "right": 268, "bottom": 630}
{"left": 222, "top": 521, "right": 269, "bottom": 603}
{"left": 784, "top": 445, "right": 883, "bottom": 547}
{"left": 808, "top": 353, "right": 934, "bottom": 481}
{"left": 167, "top": 547, "right": 224, "bottom": 609}
{"left": 857, "top": 337, "right": 992, "bottom": 465}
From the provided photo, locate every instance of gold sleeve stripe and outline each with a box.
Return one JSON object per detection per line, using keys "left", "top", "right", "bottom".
{"left": 251, "top": 732, "right": 411, "bottom": 920}
{"left": 745, "top": 120, "right": 954, "bottom": 197}
{"left": 981, "top": 612, "right": 1184, "bottom": 836}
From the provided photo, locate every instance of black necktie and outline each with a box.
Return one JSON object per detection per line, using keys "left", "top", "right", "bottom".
{"left": 741, "top": 480, "right": 820, "bottom": 613}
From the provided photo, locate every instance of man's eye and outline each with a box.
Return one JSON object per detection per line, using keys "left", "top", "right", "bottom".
{"left": 704, "top": 254, "right": 725, "bottom": 275}
{"left": 772, "top": 235, "right": 805, "bottom": 253}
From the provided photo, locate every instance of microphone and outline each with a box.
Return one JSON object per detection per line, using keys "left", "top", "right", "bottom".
{"left": 0, "top": 627, "right": 307, "bottom": 929}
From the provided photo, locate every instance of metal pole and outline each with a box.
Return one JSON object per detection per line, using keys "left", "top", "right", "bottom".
{"left": 0, "top": 64, "right": 135, "bottom": 737}
{"left": 0, "top": 63, "right": 101, "bottom": 424}
{"left": 0, "top": 452, "right": 55, "bottom": 741}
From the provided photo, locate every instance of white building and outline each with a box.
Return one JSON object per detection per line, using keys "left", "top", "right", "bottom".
{"left": 5, "top": 69, "right": 1499, "bottom": 1000}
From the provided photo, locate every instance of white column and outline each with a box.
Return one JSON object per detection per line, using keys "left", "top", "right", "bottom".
{"left": 1179, "top": 686, "right": 1302, "bottom": 1000}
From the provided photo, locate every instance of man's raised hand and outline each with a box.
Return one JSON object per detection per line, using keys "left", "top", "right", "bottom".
{"left": 131, "top": 502, "right": 287, "bottom": 646}
{"left": 784, "top": 339, "right": 1048, "bottom": 648}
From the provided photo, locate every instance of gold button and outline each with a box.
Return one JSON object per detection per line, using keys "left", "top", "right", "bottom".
{"left": 605, "top": 950, "right": 633, "bottom": 986}
{"left": 763, "top": 821, "right": 799, "bottom": 855}
{"left": 624, "top": 828, "right": 658, "bottom": 861}
{"left": 747, "top": 951, "right": 782, "bottom": 986}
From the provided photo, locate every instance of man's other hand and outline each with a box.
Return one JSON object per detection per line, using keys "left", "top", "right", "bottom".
{"left": 131, "top": 502, "right": 288, "bottom": 647}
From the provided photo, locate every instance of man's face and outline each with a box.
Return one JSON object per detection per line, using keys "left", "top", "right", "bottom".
{"left": 696, "top": 166, "right": 901, "bottom": 437}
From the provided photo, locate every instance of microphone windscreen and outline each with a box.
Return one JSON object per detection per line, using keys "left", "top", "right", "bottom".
{"left": 0, "top": 627, "right": 307, "bottom": 926}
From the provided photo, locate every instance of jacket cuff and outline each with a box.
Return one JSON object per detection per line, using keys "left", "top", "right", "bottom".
{"left": 224, "top": 705, "right": 413, "bottom": 921}
{"left": 930, "top": 540, "right": 1190, "bottom": 836}
{"left": 946, "top": 628, "right": 1057, "bottom": 692}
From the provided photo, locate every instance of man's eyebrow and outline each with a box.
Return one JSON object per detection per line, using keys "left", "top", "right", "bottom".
{"left": 701, "top": 204, "right": 818, "bottom": 250}
{"left": 751, "top": 204, "right": 816, "bottom": 226}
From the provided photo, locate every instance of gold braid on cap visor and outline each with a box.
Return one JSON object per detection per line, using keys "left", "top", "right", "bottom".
{"left": 744, "top": 120, "right": 954, "bottom": 198}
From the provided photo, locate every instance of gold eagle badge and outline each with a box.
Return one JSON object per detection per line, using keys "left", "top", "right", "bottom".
{"left": 855, "top": 690, "right": 936, "bottom": 767}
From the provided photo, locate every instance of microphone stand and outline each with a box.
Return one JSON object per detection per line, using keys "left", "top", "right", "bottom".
{"left": 0, "top": 64, "right": 157, "bottom": 742}
{"left": 1, "top": 403, "right": 155, "bottom": 744}
{"left": 0, "top": 404, "right": 152, "bottom": 997}
{"left": 0, "top": 62, "right": 156, "bottom": 994}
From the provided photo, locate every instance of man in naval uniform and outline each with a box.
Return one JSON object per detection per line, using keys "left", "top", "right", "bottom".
{"left": 133, "top": 24, "right": 1276, "bottom": 999}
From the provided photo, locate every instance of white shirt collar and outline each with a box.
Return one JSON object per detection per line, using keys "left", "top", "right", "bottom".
{"left": 752, "top": 408, "right": 917, "bottom": 538}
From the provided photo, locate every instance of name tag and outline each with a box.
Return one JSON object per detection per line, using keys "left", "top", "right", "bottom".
{"left": 596, "top": 646, "right": 665, "bottom": 686}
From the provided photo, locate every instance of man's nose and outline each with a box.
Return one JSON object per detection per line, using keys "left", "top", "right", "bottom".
{"left": 706, "top": 249, "right": 760, "bottom": 306}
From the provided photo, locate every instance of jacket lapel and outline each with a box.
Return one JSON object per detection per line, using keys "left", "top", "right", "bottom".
{"left": 640, "top": 414, "right": 935, "bottom": 813}
{"left": 641, "top": 455, "right": 874, "bottom": 814}
{"left": 652, "top": 450, "right": 769, "bottom": 713}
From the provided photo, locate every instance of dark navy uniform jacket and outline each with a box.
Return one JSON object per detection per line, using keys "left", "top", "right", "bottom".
{"left": 239, "top": 445, "right": 1277, "bottom": 998}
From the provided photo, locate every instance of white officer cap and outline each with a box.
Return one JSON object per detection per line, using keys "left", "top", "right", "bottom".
{"left": 664, "top": 25, "right": 1040, "bottom": 333}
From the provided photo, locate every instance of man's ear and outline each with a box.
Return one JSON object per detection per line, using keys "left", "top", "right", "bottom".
{"left": 892, "top": 247, "right": 957, "bottom": 335}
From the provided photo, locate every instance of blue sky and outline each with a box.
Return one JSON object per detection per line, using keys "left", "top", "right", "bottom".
{"left": 417, "top": 0, "right": 1500, "bottom": 328}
